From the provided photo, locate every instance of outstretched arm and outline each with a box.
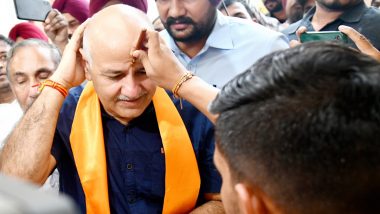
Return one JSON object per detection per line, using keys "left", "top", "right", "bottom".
{"left": 132, "top": 30, "right": 219, "bottom": 124}
{"left": 0, "top": 21, "right": 88, "bottom": 184}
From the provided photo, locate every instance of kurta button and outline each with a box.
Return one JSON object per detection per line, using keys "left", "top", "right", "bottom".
{"left": 127, "top": 163, "right": 133, "bottom": 170}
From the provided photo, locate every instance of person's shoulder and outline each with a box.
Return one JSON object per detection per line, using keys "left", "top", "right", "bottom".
{"left": 282, "top": 19, "right": 302, "bottom": 36}
{"left": 224, "top": 15, "right": 280, "bottom": 35}
{"left": 363, "top": 6, "right": 380, "bottom": 18}
{"left": 220, "top": 16, "right": 286, "bottom": 45}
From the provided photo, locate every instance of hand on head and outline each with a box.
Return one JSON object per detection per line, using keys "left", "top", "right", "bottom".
{"left": 50, "top": 19, "right": 89, "bottom": 89}
{"left": 131, "top": 30, "right": 189, "bottom": 90}
{"left": 44, "top": 9, "right": 69, "bottom": 52}
{"left": 339, "top": 25, "right": 380, "bottom": 62}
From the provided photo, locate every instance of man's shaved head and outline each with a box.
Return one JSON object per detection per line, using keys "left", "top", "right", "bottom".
{"left": 82, "top": 4, "right": 152, "bottom": 65}
{"left": 80, "top": 4, "right": 157, "bottom": 126}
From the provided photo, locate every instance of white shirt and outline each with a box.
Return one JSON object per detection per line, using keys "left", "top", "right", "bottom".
{"left": 161, "top": 12, "right": 289, "bottom": 88}
{"left": 0, "top": 100, "right": 22, "bottom": 146}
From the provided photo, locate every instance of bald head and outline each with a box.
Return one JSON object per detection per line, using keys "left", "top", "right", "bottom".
{"left": 82, "top": 4, "right": 152, "bottom": 66}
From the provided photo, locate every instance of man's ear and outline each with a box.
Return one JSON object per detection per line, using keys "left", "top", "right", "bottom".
{"left": 79, "top": 48, "right": 92, "bottom": 81}
{"left": 235, "top": 183, "right": 269, "bottom": 214}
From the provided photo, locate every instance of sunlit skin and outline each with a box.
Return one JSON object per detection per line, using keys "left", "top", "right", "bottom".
{"left": 82, "top": 8, "right": 156, "bottom": 125}
{"left": 8, "top": 46, "right": 55, "bottom": 111}
{"left": 214, "top": 146, "right": 242, "bottom": 214}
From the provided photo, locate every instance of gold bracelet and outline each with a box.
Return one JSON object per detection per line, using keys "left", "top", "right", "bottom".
{"left": 172, "top": 72, "right": 194, "bottom": 99}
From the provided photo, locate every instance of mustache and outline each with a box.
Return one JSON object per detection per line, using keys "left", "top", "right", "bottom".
{"left": 117, "top": 93, "right": 146, "bottom": 101}
{"left": 166, "top": 16, "right": 194, "bottom": 26}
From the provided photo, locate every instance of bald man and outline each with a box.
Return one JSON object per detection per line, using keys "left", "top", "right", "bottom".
{"left": 0, "top": 4, "right": 222, "bottom": 214}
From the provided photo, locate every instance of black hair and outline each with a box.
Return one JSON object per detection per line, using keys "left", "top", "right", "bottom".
{"left": 210, "top": 42, "right": 380, "bottom": 214}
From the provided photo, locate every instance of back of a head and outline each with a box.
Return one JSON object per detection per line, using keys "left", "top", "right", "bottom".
{"left": 210, "top": 42, "right": 380, "bottom": 213}
{"left": 83, "top": 4, "right": 152, "bottom": 63}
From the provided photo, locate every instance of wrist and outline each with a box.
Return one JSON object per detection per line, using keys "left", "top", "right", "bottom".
{"left": 49, "top": 73, "right": 72, "bottom": 90}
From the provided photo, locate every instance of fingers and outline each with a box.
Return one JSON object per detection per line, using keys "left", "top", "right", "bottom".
{"left": 296, "top": 26, "right": 307, "bottom": 42}
{"left": 339, "top": 25, "right": 380, "bottom": 61}
{"left": 132, "top": 50, "right": 152, "bottom": 73}
{"left": 67, "top": 19, "right": 89, "bottom": 51}
{"left": 145, "top": 30, "right": 161, "bottom": 54}
{"left": 339, "top": 25, "right": 373, "bottom": 50}
{"left": 44, "top": 9, "right": 58, "bottom": 24}
{"left": 45, "top": 9, "right": 66, "bottom": 31}
{"left": 289, "top": 40, "right": 301, "bottom": 48}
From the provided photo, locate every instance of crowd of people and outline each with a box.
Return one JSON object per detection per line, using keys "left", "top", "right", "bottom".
{"left": 0, "top": 0, "right": 380, "bottom": 213}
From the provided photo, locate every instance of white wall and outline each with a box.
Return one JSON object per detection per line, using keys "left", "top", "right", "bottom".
{"left": 0, "top": 0, "right": 23, "bottom": 36}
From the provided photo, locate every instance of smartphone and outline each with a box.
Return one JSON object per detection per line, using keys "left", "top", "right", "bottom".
{"left": 14, "top": 0, "right": 52, "bottom": 22}
{"left": 300, "top": 31, "right": 349, "bottom": 44}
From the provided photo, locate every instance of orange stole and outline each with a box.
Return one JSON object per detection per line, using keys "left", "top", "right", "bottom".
{"left": 70, "top": 82, "right": 201, "bottom": 214}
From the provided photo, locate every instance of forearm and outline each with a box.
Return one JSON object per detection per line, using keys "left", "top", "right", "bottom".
{"left": 177, "top": 76, "right": 219, "bottom": 124}
{"left": 0, "top": 86, "right": 65, "bottom": 184}
{"left": 190, "top": 200, "right": 225, "bottom": 214}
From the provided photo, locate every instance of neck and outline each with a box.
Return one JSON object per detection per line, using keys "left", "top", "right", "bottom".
{"left": 0, "top": 87, "right": 15, "bottom": 104}
{"left": 312, "top": 3, "right": 343, "bottom": 31}
{"left": 175, "top": 37, "right": 209, "bottom": 59}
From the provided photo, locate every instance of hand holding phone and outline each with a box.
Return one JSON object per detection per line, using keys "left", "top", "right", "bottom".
{"left": 300, "top": 31, "right": 349, "bottom": 44}
{"left": 14, "top": 0, "right": 52, "bottom": 22}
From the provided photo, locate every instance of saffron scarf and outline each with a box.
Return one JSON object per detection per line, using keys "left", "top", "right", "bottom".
{"left": 70, "top": 82, "right": 200, "bottom": 214}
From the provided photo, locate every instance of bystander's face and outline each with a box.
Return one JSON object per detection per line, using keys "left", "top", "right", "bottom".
{"left": 83, "top": 38, "right": 156, "bottom": 125}
{"left": 0, "top": 41, "right": 11, "bottom": 92}
{"left": 8, "top": 46, "right": 55, "bottom": 111}
{"left": 264, "top": 0, "right": 284, "bottom": 13}
{"left": 221, "top": 2, "right": 252, "bottom": 20}
{"left": 156, "top": 0, "right": 217, "bottom": 43}
{"left": 63, "top": 13, "right": 80, "bottom": 38}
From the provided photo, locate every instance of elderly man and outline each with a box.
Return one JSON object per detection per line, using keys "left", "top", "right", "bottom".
{"left": 6, "top": 39, "right": 61, "bottom": 111}
{"left": 156, "top": 0, "right": 288, "bottom": 88}
{"left": 0, "top": 5, "right": 221, "bottom": 214}
{"left": 4, "top": 39, "right": 62, "bottom": 192}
